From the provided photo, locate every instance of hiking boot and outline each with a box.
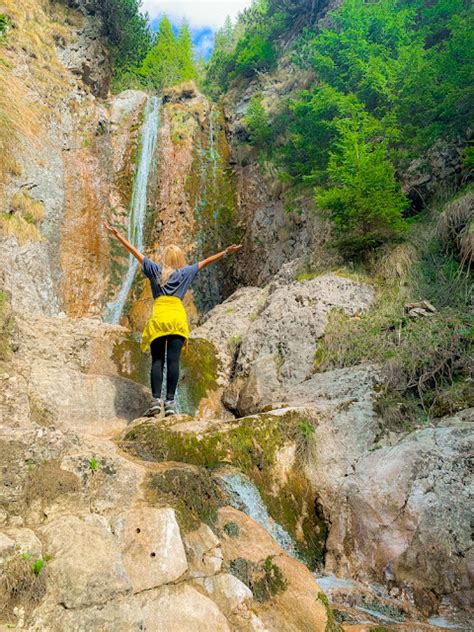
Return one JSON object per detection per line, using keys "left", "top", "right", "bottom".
{"left": 164, "top": 399, "right": 177, "bottom": 417}
{"left": 144, "top": 397, "right": 162, "bottom": 417}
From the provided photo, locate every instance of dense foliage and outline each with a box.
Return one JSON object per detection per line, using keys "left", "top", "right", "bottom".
{"left": 139, "top": 17, "right": 197, "bottom": 90}
{"left": 94, "top": 1, "right": 197, "bottom": 92}
{"left": 206, "top": 0, "right": 473, "bottom": 253}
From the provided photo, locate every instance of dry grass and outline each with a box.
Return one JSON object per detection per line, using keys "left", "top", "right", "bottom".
{"left": 0, "top": 215, "right": 42, "bottom": 243}
{"left": 0, "top": 555, "right": 46, "bottom": 622}
{"left": 0, "top": 67, "right": 42, "bottom": 193}
{"left": 438, "top": 189, "right": 474, "bottom": 271}
{"left": 0, "top": 190, "right": 45, "bottom": 243}
{"left": 0, "top": 0, "right": 82, "bottom": 196}
{"left": 374, "top": 242, "right": 420, "bottom": 284}
{"left": 11, "top": 191, "right": 45, "bottom": 222}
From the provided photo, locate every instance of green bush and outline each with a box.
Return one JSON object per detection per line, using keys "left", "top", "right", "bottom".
{"left": 245, "top": 96, "right": 271, "bottom": 148}
{"left": 232, "top": 34, "right": 276, "bottom": 78}
{"left": 0, "top": 13, "right": 10, "bottom": 38}
{"left": 316, "top": 116, "right": 408, "bottom": 255}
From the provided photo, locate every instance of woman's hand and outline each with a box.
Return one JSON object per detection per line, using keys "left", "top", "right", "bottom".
{"left": 104, "top": 222, "right": 119, "bottom": 237}
{"left": 225, "top": 244, "right": 242, "bottom": 255}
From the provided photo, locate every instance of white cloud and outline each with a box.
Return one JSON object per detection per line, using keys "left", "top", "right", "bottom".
{"left": 194, "top": 32, "right": 215, "bottom": 59}
{"left": 142, "top": 0, "right": 254, "bottom": 30}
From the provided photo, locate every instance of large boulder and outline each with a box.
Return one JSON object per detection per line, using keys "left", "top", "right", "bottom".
{"left": 193, "top": 273, "right": 374, "bottom": 415}
{"left": 137, "top": 583, "right": 231, "bottom": 632}
{"left": 325, "top": 412, "right": 473, "bottom": 616}
{"left": 39, "top": 513, "right": 131, "bottom": 609}
{"left": 111, "top": 507, "right": 188, "bottom": 592}
{"left": 2, "top": 315, "right": 149, "bottom": 430}
{"left": 217, "top": 507, "right": 330, "bottom": 632}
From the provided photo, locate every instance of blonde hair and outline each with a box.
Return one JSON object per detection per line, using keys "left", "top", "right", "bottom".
{"left": 160, "top": 244, "right": 186, "bottom": 285}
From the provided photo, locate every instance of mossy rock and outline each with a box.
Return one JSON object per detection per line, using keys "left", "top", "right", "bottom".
{"left": 147, "top": 466, "right": 227, "bottom": 533}
{"left": 179, "top": 337, "right": 220, "bottom": 415}
{"left": 318, "top": 592, "right": 344, "bottom": 632}
{"left": 112, "top": 332, "right": 150, "bottom": 387}
{"left": 121, "top": 411, "right": 328, "bottom": 567}
{"left": 229, "top": 556, "right": 287, "bottom": 603}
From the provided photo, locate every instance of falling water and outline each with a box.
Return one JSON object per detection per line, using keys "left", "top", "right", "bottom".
{"left": 219, "top": 472, "right": 304, "bottom": 561}
{"left": 208, "top": 106, "right": 218, "bottom": 184}
{"left": 192, "top": 107, "right": 225, "bottom": 313}
{"left": 106, "top": 96, "right": 161, "bottom": 324}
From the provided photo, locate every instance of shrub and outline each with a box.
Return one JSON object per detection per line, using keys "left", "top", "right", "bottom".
{"left": 244, "top": 96, "right": 271, "bottom": 148}
{"left": 232, "top": 34, "right": 276, "bottom": 78}
{"left": 316, "top": 116, "right": 408, "bottom": 255}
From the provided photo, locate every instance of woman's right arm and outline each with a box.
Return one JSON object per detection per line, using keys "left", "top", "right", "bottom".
{"left": 104, "top": 223, "right": 144, "bottom": 264}
{"left": 198, "top": 244, "right": 242, "bottom": 270}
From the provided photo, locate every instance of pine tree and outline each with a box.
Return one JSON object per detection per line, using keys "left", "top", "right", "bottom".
{"left": 176, "top": 21, "right": 197, "bottom": 81}
{"left": 139, "top": 16, "right": 180, "bottom": 89}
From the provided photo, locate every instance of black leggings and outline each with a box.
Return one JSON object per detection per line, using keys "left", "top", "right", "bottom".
{"left": 150, "top": 335, "right": 185, "bottom": 400}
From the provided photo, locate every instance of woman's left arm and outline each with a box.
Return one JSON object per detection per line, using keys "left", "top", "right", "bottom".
{"left": 198, "top": 244, "right": 242, "bottom": 270}
{"left": 104, "top": 223, "right": 145, "bottom": 264}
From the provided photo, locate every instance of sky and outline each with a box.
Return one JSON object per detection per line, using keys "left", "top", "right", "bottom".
{"left": 142, "top": 0, "right": 254, "bottom": 59}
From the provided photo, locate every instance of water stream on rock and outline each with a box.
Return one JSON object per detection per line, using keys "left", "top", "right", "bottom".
{"left": 219, "top": 471, "right": 457, "bottom": 629}
{"left": 192, "top": 106, "right": 226, "bottom": 314}
{"left": 106, "top": 95, "right": 161, "bottom": 324}
{"left": 220, "top": 471, "right": 304, "bottom": 561}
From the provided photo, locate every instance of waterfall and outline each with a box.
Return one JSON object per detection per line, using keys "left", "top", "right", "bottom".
{"left": 192, "top": 106, "right": 224, "bottom": 314}
{"left": 106, "top": 96, "right": 161, "bottom": 324}
{"left": 219, "top": 472, "right": 304, "bottom": 562}
{"left": 208, "top": 106, "right": 218, "bottom": 184}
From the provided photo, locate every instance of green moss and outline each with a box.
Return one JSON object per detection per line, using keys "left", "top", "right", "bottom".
{"left": 170, "top": 108, "right": 196, "bottom": 144}
{"left": 180, "top": 338, "right": 220, "bottom": 413}
{"left": 229, "top": 556, "right": 287, "bottom": 603}
{"left": 223, "top": 521, "right": 240, "bottom": 538}
{"left": 295, "top": 271, "right": 317, "bottom": 282}
{"left": 112, "top": 333, "right": 150, "bottom": 387}
{"left": 318, "top": 592, "right": 343, "bottom": 632}
{"left": 148, "top": 466, "right": 227, "bottom": 532}
{"left": 121, "top": 410, "right": 328, "bottom": 567}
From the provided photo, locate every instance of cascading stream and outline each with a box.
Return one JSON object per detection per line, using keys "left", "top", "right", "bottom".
{"left": 219, "top": 471, "right": 304, "bottom": 561}
{"left": 106, "top": 95, "right": 161, "bottom": 324}
{"left": 192, "top": 106, "right": 224, "bottom": 314}
{"left": 218, "top": 471, "right": 451, "bottom": 628}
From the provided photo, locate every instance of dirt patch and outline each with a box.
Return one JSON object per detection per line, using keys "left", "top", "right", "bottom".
{"left": 24, "top": 459, "right": 80, "bottom": 507}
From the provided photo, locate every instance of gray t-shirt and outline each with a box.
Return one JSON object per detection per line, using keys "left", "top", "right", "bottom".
{"left": 142, "top": 256, "right": 199, "bottom": 299}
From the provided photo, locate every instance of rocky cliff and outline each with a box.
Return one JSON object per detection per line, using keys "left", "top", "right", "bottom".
{"left": 0, "top": 1, "right": 472, "bottom": 631}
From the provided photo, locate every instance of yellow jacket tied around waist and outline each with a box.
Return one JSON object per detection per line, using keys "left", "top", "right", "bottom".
{"left": 141, "top": 296, "right": 189, "bottom": 352}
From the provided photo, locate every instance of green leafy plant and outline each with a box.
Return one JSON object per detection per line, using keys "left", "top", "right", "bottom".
{"left": 0, "top": 13, "right": 10, "bottom": 38}
{"left": 223, "top": 521, "right": 240, "bottom": 538}
{"left": 245, "top": 96, "right": 271, "bottom": 148}
{"left": 299, "top": 419, "right": 315, "bottom": 442}
{"left": 88, "top": 457, "right": 99, "bottom": 472}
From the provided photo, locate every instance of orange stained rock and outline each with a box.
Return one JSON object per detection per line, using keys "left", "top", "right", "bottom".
{"left": 61, "top": 148, "right": 110, "bottom": 317}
